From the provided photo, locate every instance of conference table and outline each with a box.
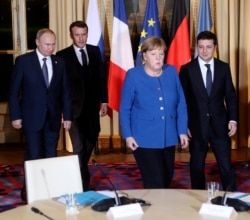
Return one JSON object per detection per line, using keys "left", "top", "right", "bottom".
{"left": 0, "top": 189, "right": 249, "bottom": 219}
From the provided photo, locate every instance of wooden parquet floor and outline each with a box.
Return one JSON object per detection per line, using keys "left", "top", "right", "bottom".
{"left": 0, "top": 143, "right": 249, "bottom": 165}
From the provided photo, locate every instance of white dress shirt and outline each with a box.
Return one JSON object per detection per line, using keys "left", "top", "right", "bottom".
{"left": 198, "top": 57, "right": 214, "bottom": 88}
{"left": 73, "top": 45, "right": 89, "bottom": 66}
{"left": 36, "top": 49, "right": 53, "bottom": 84}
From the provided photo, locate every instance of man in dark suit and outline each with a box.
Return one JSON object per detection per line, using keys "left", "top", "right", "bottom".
{"left": 8, "top": 28, "right": 72, "bottom": 202}
{"left": 9, "top": 28, "right": 72, "bottom": 160}
{"left": 179, "top": 31, "right": 237, "bottom": 191}
{"left": 56, "top": 21, "right": 108, "bottom": 191}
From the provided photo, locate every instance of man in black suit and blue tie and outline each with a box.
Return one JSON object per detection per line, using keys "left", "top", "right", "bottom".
{"left": 179, "top": 31, "right": 237, "bottom": 191}
{"left": 56, "top": 21, "right": 108, "bottom": 191}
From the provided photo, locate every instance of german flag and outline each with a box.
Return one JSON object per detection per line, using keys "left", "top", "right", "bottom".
{"left": 166, "top": 0, "right": 191, "bottom": 72}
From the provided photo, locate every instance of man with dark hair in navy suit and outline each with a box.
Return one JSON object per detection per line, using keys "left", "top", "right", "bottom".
{"left": 179, "top": 31, "right": 237, "bottom": 191}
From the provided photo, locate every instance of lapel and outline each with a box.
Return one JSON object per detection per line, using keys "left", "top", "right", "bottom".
{"left": 209, "top": 58, "right": 220, "bottom": 97}
{"left": 49, "top": 55, "right": 61, "bottom": 88}
{"left": 192, "top": 58, "right": 208, "bottom": 98}
{"left": 85, "top": 44, "right": 94, "bottom": 66}
{"left": 48, "top": 55, "right": 58, "bottom": 89}
{"left": 69, "top": 45, "right": 82, "bottom": 66}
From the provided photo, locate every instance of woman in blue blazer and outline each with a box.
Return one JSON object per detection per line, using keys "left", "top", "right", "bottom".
{"left": 120, "top": 37, "right": 188, "bottom": 188}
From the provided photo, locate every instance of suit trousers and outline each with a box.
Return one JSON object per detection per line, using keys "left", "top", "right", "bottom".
{"left": 23, "top": 119, "right": 59, "bottom": 161}
{"left": 189, "top": 126, "right": 237, "bottom": 191}
{"left": 133, "top": 146, "right": 175, "bottom": 189}
{"left": 69, "top": 118, "right": 95, "bottom": 191}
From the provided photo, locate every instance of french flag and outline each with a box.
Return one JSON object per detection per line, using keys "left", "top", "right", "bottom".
{"left": 86, "top": 0, "right": 105, "bottom": 62}
{"left": 108, "top": 0, "right": 134, "bottom": 112}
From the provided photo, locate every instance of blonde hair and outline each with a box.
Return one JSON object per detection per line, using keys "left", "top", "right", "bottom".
{"left": 141, "top": 37, "right": 167, "bottom": 62}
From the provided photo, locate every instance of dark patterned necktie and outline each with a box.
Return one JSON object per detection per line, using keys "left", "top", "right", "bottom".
{"left": 205, "top": 64, "right": 212, "bottom": 95}
{"left": 42, "top": 57, "right": 49, "bottom": 87}
{"left": 80, "top": 49, "right": 87, "bottom": 67}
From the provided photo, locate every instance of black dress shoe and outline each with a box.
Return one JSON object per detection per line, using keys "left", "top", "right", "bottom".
{"left": 21, "top": 186, "right": 27, "bottom": 204}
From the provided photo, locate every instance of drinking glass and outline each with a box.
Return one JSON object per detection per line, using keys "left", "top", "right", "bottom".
{"left": 65, "top": 193, "right": 79, "bottom": 215}
{"left": 207, "top": 182, "right": 219, "bottom": 203}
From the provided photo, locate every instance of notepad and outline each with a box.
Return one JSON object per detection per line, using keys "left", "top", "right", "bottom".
{"left": 54, "top": 191, "right": 111, "bottom": 206}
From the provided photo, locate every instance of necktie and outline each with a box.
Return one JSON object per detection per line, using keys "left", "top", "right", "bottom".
{"left": 205, "top": 64, "right": 212, "bottom": 95}
{"left": 42, "top": 58, "right": 49, "bottom": 87}
{"left": 80, "top": 49, "right": 87, "bottom": 67}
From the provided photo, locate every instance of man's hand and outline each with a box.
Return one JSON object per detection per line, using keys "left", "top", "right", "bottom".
{"left": 228, "top": 121, "right": 237, "bottom": 137}
{"left": 100, "top": 103, "right": 108, "bottom": 117}
{"left": 12, "top": 119, "right": 22, "bottom": 129}
{"left": 63, "top": 120, "right": 72, "bottom": 130}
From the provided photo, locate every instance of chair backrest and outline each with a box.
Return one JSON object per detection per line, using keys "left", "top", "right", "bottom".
{"left": 25, "top": 155, "right": 83, "bottom": 204}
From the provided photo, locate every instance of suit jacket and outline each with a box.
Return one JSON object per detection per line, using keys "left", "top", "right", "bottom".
{"left": 8, "top": 51, "right": 72, "bottom": 131}
{"left": 120, "top": 64, "right": 188, "bottom": 148}
{"left": 56, "top": 45, "right": 108, "bottom": 141}
{"left": 179, "top": 58, "right": 237, "bottom": 141}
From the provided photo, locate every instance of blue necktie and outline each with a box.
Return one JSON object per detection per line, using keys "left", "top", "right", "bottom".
{"left": 42, "top": 58, "right": 49, "bottom": 87}
{"left": 205, "top": 64, "right": 212, "bottom": 95}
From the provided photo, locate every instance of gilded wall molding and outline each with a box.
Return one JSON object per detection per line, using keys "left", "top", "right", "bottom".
{"left": 104, "top": 0, "right": 112, "bottom": 48}
{"left": 14, "top": 0, "right": 21, "bottom": 56}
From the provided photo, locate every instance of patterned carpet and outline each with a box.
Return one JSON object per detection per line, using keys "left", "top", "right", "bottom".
{"left": 1, "top": 161, "right": 250, "bottom": 212}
